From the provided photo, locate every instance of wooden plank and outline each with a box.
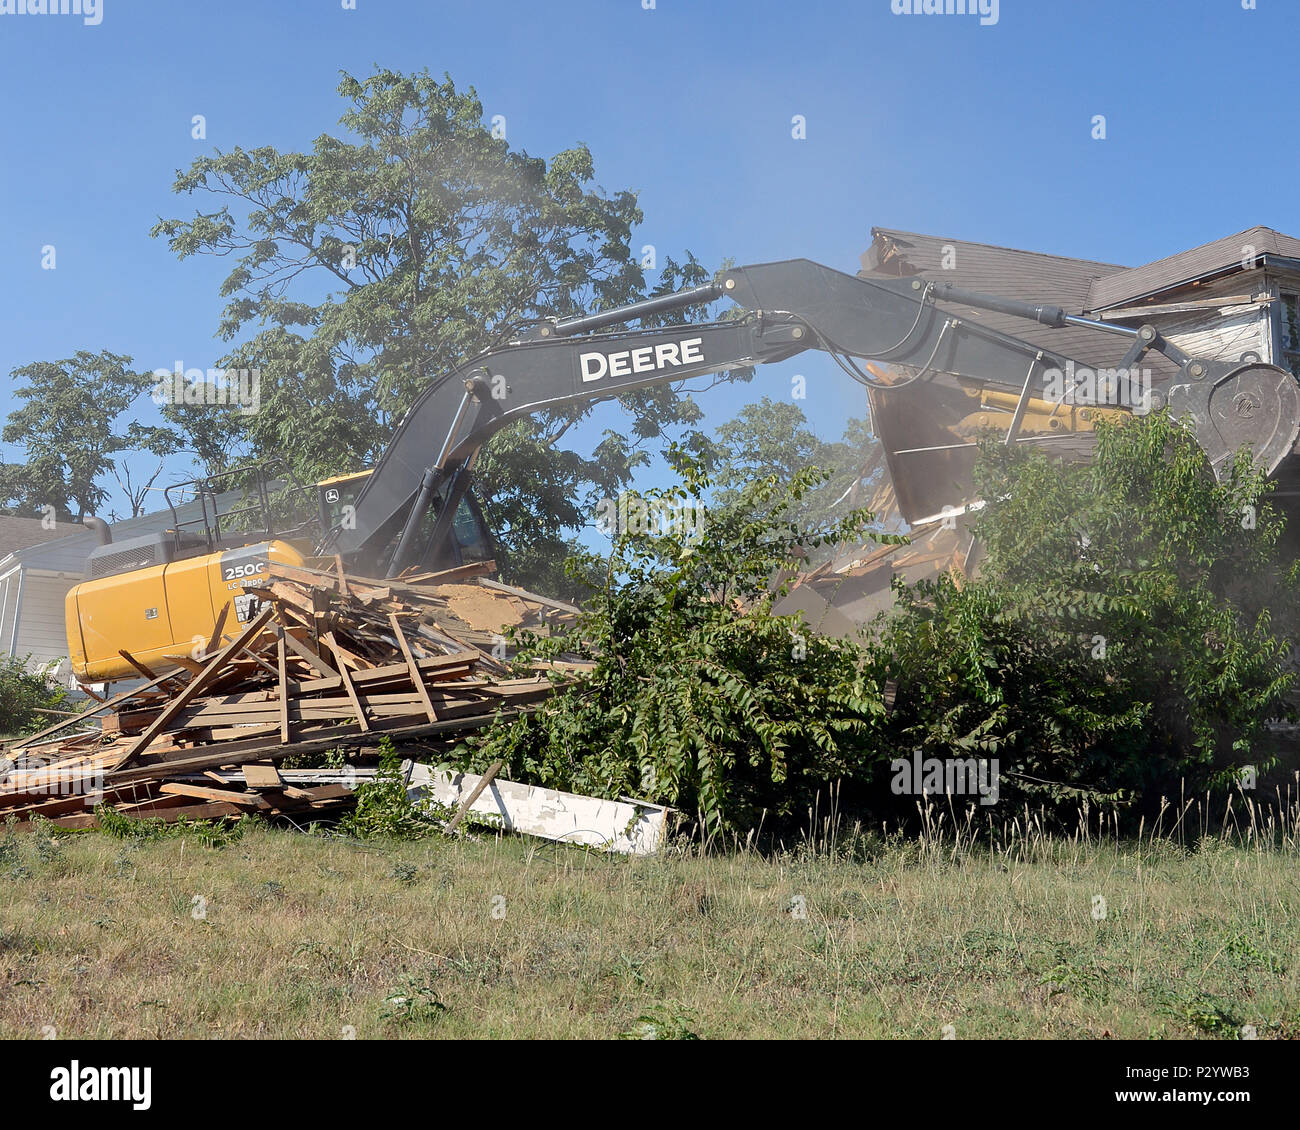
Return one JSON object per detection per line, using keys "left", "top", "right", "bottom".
{"left": 4, "top": 670, "right": 179, "bottom": 749}
{"left": 0, "top": 781, "right": 156, "bottom": 820}
{"left": 283, "top": 628, "right": 338, "bottom": 679}
{"left": 107, "top": 699, "right": 548, "bottom": 783}
{"left": 236, "top": 645, "right": 280, "bottom": 680}
{"left": 270, "top": 559, "right": 494, "bottom": 597}
{"left": 158, "top": 782, "right": 270, "bottom": 809}
{"left": 161, "top": 654, "right": 208, "bottom": 675}
{"left": 323, "top": 631, "right": 369, "bottom": 732}
{"left": 276, "top": 631, "right": 292, "bottom": 744}
{"left": 58, "top": 799, "right": 246, "bottom": 829}
{"left": 290, "top": 655, "right": 474, "bottom": 695}
{"left": 322, "top": 631, "right": 367, "bottom": 672}
{"left": 117, "top": 793, "right": 191, "bottom": 814}
{"left": 202, "top": 602, "right": 231, "bottom": 662}
{"left": 264, "top": 783, "right": 353, "bottom": 808}
{"left": 117, "top": 649, "right": 162, "bottom": 684}
{"left": 414, "top": 622, "right": 486, "bottom": 662}
{"left": 146, "top": 723, "right": 282, "bottom": 745}
{"left": 389, "top": 612, "right": 439, "bottom": 724}
{"left": 394, "top": 560, "right": 497, "bottom": 586}
{"left": 105, "top": 680, "right": 543, "bottom": 762}
{"left": 109, "top": 674, "right": 478, "bottom": 732}
{"left": 477, "top": 578, "right": 581, "bottom": 614}
{"left": 242, "top": 762, "right": 283, "bottom": 789}
{"left": 445, "top": 759, "right": 502, "bottom": 833}
{"left": 110, "top": 603, "right": 277, "bottom": 770}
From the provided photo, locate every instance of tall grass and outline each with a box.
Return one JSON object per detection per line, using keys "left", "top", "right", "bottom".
{"left": 682, "top": 774, "right": 1300, "bottom": 867}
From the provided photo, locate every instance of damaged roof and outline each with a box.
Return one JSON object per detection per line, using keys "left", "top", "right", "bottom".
{"left": 864, "top": 224, "right": 1300, "bottom": 316}
{"left": 1086, "top": 225, "right": 1300, "bottom": 311}
{"left": 859, "top": 224, "right": 1300, "bottom": 377}
{"left": 859, "top": 226, "right": 1161, "bottom": 374}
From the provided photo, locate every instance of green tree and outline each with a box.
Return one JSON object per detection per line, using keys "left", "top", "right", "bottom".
{"left": 0, "top": 351, "right": 174, "bottom": 522}
{"left": 151, "top": 68, "right": 729, "bottom": 591}
{"left": 871, "top": 411, "right": 1297, "bottom": 816}
{"left": 461, "top": 451, "right": 904, "bottom": 833}
{"left": 707, "top": 397, "right": 877, "bottom": 543}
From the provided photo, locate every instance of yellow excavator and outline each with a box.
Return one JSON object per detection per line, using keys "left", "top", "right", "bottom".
{"left": 64, "top": 258, "right": 1300, "bottom": 683}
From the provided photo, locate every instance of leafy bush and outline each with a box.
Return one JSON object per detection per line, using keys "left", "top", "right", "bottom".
{"left": 462, "top": 452, "right": 902, "bottom": 833}
{"left": 0, "top": 654, "right": 72, "bottom": 736}
{"left": 869, "top": 411, "right": 1297, "bottom": 815}
{"left": 338, "top": 737, "right": 446, "bottom": 839}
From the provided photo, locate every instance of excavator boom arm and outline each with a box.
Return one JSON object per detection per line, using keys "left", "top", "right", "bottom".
{"left": 324, "top": 258, "right": 1300, "bottom": 573}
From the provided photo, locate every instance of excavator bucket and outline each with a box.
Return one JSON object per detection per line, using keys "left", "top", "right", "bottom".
{"left": 868, "top": 356, "right": 1300, "bottom": 529}
{"left": 867, "top": 381, "right": 983, "bottom": 525}
{"left": 866, "top": 375, "right": 1101, "bottom": 527}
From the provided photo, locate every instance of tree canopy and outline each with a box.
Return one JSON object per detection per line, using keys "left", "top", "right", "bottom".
{"left": 151, "top": 67, "right": 732, "bottom": 592}
{"left": 705, "top": 396, "right": 876, "bottom": 545}
{"left": 0, "top": 351, "right": 173, "bottom": 522}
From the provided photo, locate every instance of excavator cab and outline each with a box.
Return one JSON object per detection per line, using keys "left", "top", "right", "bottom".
{"left": 316, "top": 468, "right": 496, "bottom": 573}
{"left": 317, "top": 469, "right": 371, "bottom": 535}
{"left": 66, "top": 462, "right": 322, "bottom": 683}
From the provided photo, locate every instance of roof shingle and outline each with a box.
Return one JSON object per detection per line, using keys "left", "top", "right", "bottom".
{"left": 0, "top": 515, "right": 82, "bottom": 559}
{"left": 858, "top": 227, "right": 1172, "bottom": 375}
{"left": 1086, "top": 225, "right": 1300, "bottom": 311}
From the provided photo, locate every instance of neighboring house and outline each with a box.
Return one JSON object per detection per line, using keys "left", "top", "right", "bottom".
{"left": 780, "top": 224, "right": 1300, "bottom": 637}
{"left": 0, "top": 515, "right": 83, "bottom": 672}
{"left": 0, "top": 491, "right": 249, "bottom": 681}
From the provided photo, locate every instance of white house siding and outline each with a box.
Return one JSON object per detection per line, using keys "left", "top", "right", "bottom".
{"left": 1102, "top": 271, "right": 1275, "bottom": 371}
{"left": 1160, "top": 303, "right": 1271, "bottom": 366}
{"left": 0, "top": 569, "right": 77, "bottom": 674}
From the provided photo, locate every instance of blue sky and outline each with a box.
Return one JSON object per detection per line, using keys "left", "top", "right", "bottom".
{"left": 0, "top": 0, "right": 1296, "bottom": 523}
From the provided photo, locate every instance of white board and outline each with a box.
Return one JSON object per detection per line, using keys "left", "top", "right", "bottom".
{"left": 404, "top": 762, "right": 669, "bottom": 855}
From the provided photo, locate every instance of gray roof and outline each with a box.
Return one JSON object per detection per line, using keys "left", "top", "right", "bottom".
{"left": 0, "top": 515, "right": 82, "bottom": 558}
{"left": 858, "top": 227, "right": 1177, "bottom": 376}
{"left": 4, "top": 488, "right": 252, "bottom": 576}
{"left": 1086, "top": 225, "right": 1300, "bottom": 311}
{"left": 860, "top": 224, "right": 1300, "bottom": 379}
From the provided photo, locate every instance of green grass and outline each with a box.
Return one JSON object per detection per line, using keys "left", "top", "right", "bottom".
{"left": 1, "top": 816, "right": 1298, "bottom": 1039}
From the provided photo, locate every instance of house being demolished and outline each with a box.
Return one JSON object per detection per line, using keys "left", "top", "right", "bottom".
{"left": 782, "top": 225, "right": 1300, "bottom": 636}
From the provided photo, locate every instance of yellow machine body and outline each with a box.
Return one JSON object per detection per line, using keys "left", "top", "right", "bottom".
{"left": 65, "top": 540, "right": 307, "bottom": 683}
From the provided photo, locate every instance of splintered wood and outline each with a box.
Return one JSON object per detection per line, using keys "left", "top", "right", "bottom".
{"left": 0, "top": 565, "right": 578, "bottom": 831}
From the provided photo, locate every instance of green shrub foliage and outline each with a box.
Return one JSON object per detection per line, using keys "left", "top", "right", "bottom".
{"left": 464, "top": 452, "right": 901, "bottom": 833}
{"left": 872, "top": 411, "right": 1297, "bottom": 812}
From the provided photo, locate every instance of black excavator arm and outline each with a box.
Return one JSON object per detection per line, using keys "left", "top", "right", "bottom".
{"left": 322, "top": 258, "right": 1300, "bottom": 576}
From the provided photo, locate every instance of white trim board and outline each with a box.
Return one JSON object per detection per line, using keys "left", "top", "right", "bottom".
{"left": 405, "top": 762, "right": 670, "bottom": 855}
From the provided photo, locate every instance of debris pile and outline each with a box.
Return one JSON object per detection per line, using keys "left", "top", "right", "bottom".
{"left": 0, "top": 563, "right": 580, "bottom": 831}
